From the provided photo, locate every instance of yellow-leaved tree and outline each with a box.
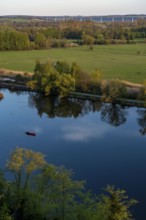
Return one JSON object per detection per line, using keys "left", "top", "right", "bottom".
{"left": 6, "top": 147, "right": 46, "bottom": 191}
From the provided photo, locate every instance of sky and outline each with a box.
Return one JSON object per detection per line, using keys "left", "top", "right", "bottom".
{"left": 0, "top": 0, "right": 145, "bottom": 16}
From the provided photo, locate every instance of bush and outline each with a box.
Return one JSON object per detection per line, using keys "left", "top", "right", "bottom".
{"left": 101, "top": 80, "right": 128, "bottom": 103}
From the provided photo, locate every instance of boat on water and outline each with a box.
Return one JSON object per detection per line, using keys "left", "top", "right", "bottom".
{"left": 25, "top": 131, "right": 36, "bottom": 136}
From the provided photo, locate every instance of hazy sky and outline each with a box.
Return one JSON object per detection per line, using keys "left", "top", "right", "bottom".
{"left": 0, "top": 0, "right": 145, "bottom": 16}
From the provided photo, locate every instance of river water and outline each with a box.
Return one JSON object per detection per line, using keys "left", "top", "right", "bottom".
{"left": 0, "top": 89, "right": 146, "bottom": 219}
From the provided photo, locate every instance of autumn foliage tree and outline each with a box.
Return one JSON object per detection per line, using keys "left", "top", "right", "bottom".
{"left": 27, "top": 60, "right": 75, "bottom": 97}
{"left": 101, "top": 80, "right": 127, "bottom": 103}
{"left": 0, "top": 147, "right": 137, "bottom": 220}
{"left": 6, "top": 147, "right": 46, "bottom": 191}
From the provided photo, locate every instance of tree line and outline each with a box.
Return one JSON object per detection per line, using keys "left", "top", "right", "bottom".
{"left": 27, "top": 60, "right": 102, "bottom": 97}
{"left": 0, "top": 19, "right": 146, "bottom": 50}
{"left": 0, "top": 147, "right": 137, "bottom": 220}
{"left": 1, "top": 58, "right": 146, "bottom": 103}
{"left": 27, "top": 60, "right": 146, "bottom": 104}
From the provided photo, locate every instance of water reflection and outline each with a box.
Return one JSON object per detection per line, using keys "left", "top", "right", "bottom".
{"left": 28, "top": 93, "right": 99, "bottom": 118}
{"left": 1, "top": 89, "right": 146, "bottom": 220}
{"left": 100, "top": 104, "right": 128, "bottom": 127}
{"left": 28, "top": 93, "right": 128, "bottom": 127}
{"left": 62, "top": 121, "right": 109, "bottom": 142}
{"left": 27, "top": 92, "right": 146, "bottom": 135}
{"left": 137, "top": 109, "right": 146, "bottom": 135}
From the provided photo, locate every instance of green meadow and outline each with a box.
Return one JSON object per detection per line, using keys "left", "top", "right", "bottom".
{"left": 0, "top": 44, "right": 146, "bottom": 83}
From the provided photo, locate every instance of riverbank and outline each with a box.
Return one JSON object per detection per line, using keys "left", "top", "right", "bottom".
{"left": 0, "top": 82, "right": 32, "bottom": 92}
{"left": 0, "top": 67, "right": 145, "bottom": 107}
{"left": 69, "top": 92, "right": 146, "bottom": 108}
{"left": 0, "top": 68, "right": 32, "bottom": 77}
{"left": 0, "top": 81, "right": 145, "bottom": 108}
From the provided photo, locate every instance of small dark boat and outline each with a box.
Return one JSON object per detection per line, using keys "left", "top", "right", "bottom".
{"left": 25, "top": 131, "right": 36, "bottom": 136}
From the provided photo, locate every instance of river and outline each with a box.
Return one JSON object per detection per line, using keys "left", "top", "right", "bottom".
{"left": 0, "top": 89, "right": 146, "bottom": 219}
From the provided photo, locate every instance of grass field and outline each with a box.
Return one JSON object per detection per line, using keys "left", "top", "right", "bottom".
{"left": 0, "top": 44, "right": 146, "bottom": 83}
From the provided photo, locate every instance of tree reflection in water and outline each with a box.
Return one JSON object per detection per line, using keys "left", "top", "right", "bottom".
{"left": 100, "top": 103, "right": 128, "bottom": 127}
{"left": 137, "top": 109, "right": 146, "bottom": 135}
{"left": 28, "top": 93, "right": 103, "bottom": 118}
{"left": 28, "top": 93, "right": 129, "bottom": 128}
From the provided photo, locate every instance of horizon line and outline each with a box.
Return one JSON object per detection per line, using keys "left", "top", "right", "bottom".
{"left": 0, "top": 13, "right": 146, "bottom": 17}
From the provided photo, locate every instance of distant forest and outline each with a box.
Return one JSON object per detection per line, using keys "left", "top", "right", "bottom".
{"left": 0, "top": 16, "right": 146, "bottom": 50}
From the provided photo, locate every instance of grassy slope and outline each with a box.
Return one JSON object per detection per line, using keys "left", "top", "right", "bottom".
{"left": 0, "top": 44, "right": 146, "bottom": 83}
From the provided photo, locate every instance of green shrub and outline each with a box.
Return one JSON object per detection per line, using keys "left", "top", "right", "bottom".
{"left": 101, "top": 80, "right": 128, "bottom": 103}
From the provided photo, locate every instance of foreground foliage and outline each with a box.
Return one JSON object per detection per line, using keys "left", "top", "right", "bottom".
{"left": 0, "top": 147, "right": 137, "bottom": 220}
